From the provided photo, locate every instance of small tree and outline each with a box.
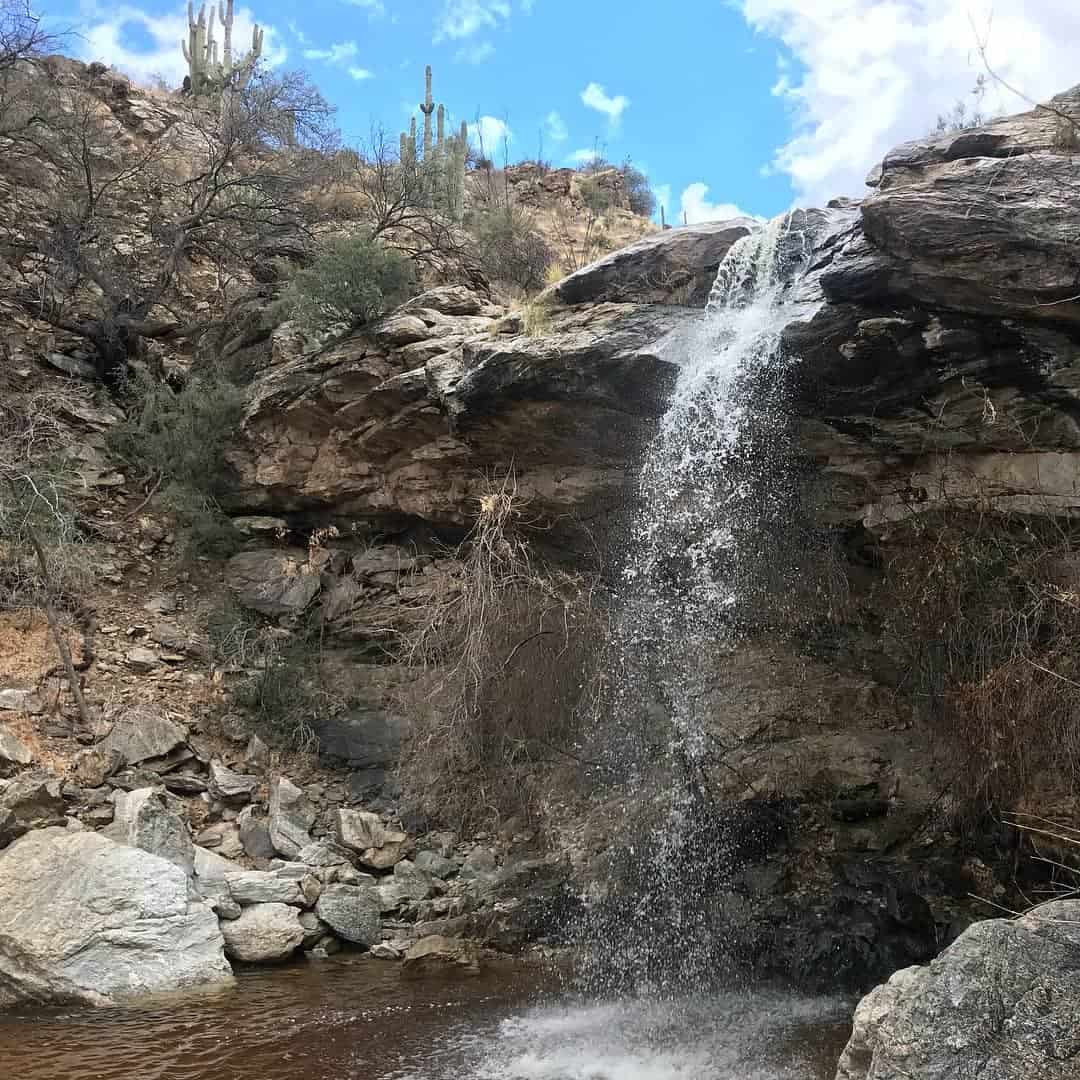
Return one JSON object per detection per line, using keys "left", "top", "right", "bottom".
{"left": 329, "top": 127, "right": 468, "bottom": 265}
{"left": 1, "top": 64, "right": 337, "bottom": 384}
{"left": 469, "top": 204, "right": 553, "bottom": 295}
{"left": 281, "top": 232, "right": 416, "bottom": 332}
{"left": 620, "top": 162, "right": 656, "bottom": 218}
{"left": 0, "top": 385, "right": 93, "bottom": 724}
{"left": 107, "top": 369, "right": 247, "bottom": 557}
{"left": 551, "top": 175, "right": 613, "bottom": 272}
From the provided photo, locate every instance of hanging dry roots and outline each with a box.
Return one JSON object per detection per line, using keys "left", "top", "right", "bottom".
{"left": 400, "top": 472, "right": 607, "bottom": 829}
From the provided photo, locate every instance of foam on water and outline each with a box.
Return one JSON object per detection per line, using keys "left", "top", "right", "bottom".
{"left": 394, "top": 993, "right": 848, "bottom": 1080}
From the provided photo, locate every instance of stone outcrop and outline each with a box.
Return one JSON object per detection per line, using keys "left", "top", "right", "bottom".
{"left": 0, "top": 829, "right": 231, "bottom": 1005}
{"left": 228, "top": 289, "right": 695, "bottom": 546}
{"left": 836, "top": 901, "right": 1080, "bottom": 1080}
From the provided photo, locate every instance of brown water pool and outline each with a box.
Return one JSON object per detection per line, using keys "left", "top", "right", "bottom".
{"left": 0, "top": 957, "right": 851, "bottom": 1080}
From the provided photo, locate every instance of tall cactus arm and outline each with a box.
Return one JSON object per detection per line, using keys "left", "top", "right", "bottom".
{"left": 218, "top": 0, "right": 233, "bottom": 71}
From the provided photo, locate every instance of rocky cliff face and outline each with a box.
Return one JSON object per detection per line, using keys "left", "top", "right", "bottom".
{"left": 215, "top": 84, "right": 1080, "bottom": 989}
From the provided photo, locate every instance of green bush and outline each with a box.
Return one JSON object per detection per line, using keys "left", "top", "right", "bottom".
{"left": 469, "top": 205, "right": 554, "bottom": 295}
{"left": 108, "top": 370, "right": 245, "bottom": 557}
{"left": 204, "top": 596, "right": 329, "bottom": 753}
{"left": 281, "top": 232, "right": 416, "bottom": 333}
{"left": 621, "top": 163, "right": 656, "bottom": 218}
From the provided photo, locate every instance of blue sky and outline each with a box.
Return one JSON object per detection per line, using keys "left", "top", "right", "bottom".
{"left": 53, "top": 1, "right": 1080, "bottom": 222}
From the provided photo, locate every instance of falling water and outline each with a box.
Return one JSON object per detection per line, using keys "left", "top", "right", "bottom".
{"left": 581, "top": 211, "right": 821, "bottom": 996}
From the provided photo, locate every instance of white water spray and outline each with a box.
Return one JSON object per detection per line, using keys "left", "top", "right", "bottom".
{"left": 585, "top": 212, "right": 819, "bottom": 994}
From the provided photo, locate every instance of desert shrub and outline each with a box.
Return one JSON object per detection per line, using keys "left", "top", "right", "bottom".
{"left": 281, "top": 232, "right": 416, "bottom": 333}
{"left": 0, "top": 389, "right": 94, "bottom": 615}
{"left": 205, "top": 597, "right": 332, "bottom": 753}
{"left": 578, "top": 175, "right": 613, "bottom": 215}
{"left": 108, "top": 370, "right": 246, "bottom": 557}
{"left": 884, "top": 510, "right": 1080, "bottom": 821}
{"left": 469, "top": 205, "right": 555, "bottom": 295}
{"left": 620, "top": 163, "right": 656, "bottom": 218}
{"left": 401, "top": 475, "right": 606, "bottom": 829}
{"left": 233, "top": 634, "right": 325, "bottom": 753}
{"left": 934, "top": 74, "right": 989, "bottom": 133}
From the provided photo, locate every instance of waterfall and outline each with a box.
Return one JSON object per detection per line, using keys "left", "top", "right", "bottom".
{"left": 582, "top": 211, "right": 818, "bottom": 996}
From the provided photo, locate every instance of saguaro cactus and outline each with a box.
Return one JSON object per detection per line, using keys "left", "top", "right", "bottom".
{"left": 420, "top": 65, "right": 436, "bottom": 160}
{"left": 181, "top": 0, "right": 264, "bottom": 94}
{"left": 399, "top": 66, "right": 468, "bottom": 219}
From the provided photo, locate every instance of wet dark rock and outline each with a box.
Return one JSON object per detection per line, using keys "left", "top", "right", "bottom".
{"left": 315, "top": 708, "right": 407, "bottom": 770}
{"left": 238, "top": 805, "right": 276, "bottom": 859}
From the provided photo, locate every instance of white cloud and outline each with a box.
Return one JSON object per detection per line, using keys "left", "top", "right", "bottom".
{"left": 436, "top": 0, "right": 511, "bottom": 41}
{"left": 456, "top": 40, "right": 496, "bottom": 64}
{"left": 544, "top": 110, "right": 568, "bottom": 143}
{"left": 346, "top": 0, "right": 386, "bottom": 13}
{"left": 581, "top": 81, "right": 629, "bottom": 127}
{"left": 679, "top": 182, "right": 754, "bottom": 225}
{"left": 568, "top": 147, "right": 601, "bottom": 166}
{"left": 739, "top": 0, "right": 1080, "bottom": 205}
{"left": 79, "top": 3, "right": 284, "bottom": 87}
{"left": 348, "top": 66, "right": 374, "bottom": 81}
{"left": 469, "top": 115, "right": 512, "bottom": 155}
{"left": 303, "top": 40, "right": 358, "bottom": 64}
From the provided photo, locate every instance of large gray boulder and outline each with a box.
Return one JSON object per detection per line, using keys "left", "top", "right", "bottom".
{"left": 268, "top": 776, "right": 315, "bottom": 858}
{"left": 226, "top": 549, "right": 321, "bottom": 618}
{"left": 95, "top": 705, "right": 188, "bottom": 765}
{"left": 314, "top": 883, "right": 381, "bottom": 946}
{"left": 106, "top": 788, "right": 194, "bottom": 875}
{"left": 836, "top": 901, "right": 1080, "bottom": 1080}
{"left": 219, "top": 902, "right": 304, "bottom": 962}
{"left": 0, "top": 829, "right": 232, "bottom": 1005}
{"left": 545, "top": 219, "right": 756, "bottom": 307}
